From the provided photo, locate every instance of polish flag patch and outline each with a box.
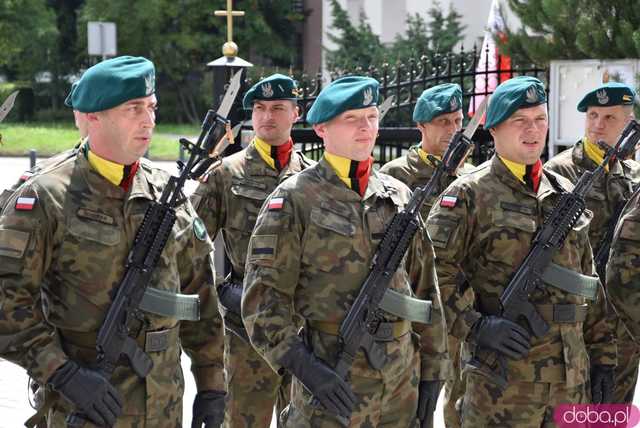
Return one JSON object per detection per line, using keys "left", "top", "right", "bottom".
{"left": 268, "top": 197, "right": 284, "bottom": 211}
{"left": 15, "top": 196, "right": 37, "bottom": 211}
{"left": 19, "top": 171, "right": 33, "bottom": 182}
{"left": 440, "top": 195, "right": 458, "bottom": 208}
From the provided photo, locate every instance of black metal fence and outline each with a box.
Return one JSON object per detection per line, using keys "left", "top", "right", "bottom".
{"left": 274, "top": 45, "right": 548, "bottom": 165}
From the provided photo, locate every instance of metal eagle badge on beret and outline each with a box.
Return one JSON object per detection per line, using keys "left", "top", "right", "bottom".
{"left": 261, "top": 83, "right": 274, "bottom": 98}
{"left": 597, "top": 89, "right": 609, "bottom": 105}
{"left": 450, "top": 97, "right": 459, "bottom": 111}
{"left": 526, "top": 87, "right": 538, "bottom": 104}
{"left": 145, "top": 73, "right": 155, "bottom": 96}
{"left": 363, "top": 88, "right": 374, "bottom": 106}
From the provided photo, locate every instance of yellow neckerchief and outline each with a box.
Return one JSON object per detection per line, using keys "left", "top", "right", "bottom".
{"left": 254, "top": 136, "right": 293, "bottom": 171}
{"left": 86, "top": 143, "right": 127, "bottom": 187}
{"left": 254, "top": 137, "right": 277, "bottom": 170}
{"left": 499, "top": 155, "right": 527, "bottom": 184}
{"left": 417, "top": 147, "right": 442, "bottom": 168}
{"left": 324, "top": 152, "right": 355, "bottom": 188}
{"left": 583, "top": 137, "right": 609, "bottom": 172}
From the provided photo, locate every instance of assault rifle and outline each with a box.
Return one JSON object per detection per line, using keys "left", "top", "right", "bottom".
{"left": 593, "top": 120, "right": 640, "bottom": 281}
{"left": 66, "top": 71, "right": 243, "bottom": 427}
{"left": 311, "top": 97, "right": 488, "bottom": 418}
{"left": 472, "top": 119, "right": 640, "bottom": 389}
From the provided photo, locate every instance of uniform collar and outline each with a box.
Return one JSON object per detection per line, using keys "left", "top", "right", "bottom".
{"left": 77, "top": 152, "right": 157, "bottom": 201}
{"left": 316, "top": 157, "right": 389, "bottom": 202}
{"left": 572, "top": 139, "right": 625, "bottom": 177}
{"left": 491, "top": 155, "right": 555, "bottom": 199}
{"left": 406, "top": 146, "right": 437, "bottom": 179}
{"left": 245, "top": 142, "right": 303, "bottom": 181}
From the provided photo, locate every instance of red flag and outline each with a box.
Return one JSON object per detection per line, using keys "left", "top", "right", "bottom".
{"left": 468, "top": 0, "right": 512, "bottom": 122}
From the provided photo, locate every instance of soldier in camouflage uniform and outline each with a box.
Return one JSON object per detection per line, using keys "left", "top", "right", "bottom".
{"left": 380, "top": 83, "right": 472, "bottom": 428}
{"left": 607, "top": 186, "right": 640, "bottom": 382}
{"left": 427, "top": 76, "right": 616, "bottom": 427}
{"left": 545, "top": 82, "right": 640, "bottom": 404}
{"left": 242, "top": 76, "right": 451, "bottom": 427}
{"left": 0, "top": 56, "right": 225, "bottom": 428}
{"left": 191, "top": 74, "right": 314, "bottom": 428}
{"left": 0, "top": 82, "right": 87, "bottom": 210}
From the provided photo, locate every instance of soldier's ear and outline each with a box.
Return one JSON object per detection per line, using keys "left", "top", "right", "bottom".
{"left": 313, "top": 123, "right": 327, "bottom": 139}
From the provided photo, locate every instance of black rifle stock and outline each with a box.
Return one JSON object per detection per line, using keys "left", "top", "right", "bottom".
{"left": 66, "top": 72, "right": 242, "bottom": 427}
{"left": 472, "top": 119, "right": 640, "bottom": 389}
{"left": 310, "top": 129, "right": 475, "bottom": 417}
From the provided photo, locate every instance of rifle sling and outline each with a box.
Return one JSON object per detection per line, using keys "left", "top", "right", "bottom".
{"left": 541, "top": 262, "right": 599, "bottom": 300}
{"left": 139, "top": 287, "right": 201, "bottom": 321}
{"left": 378, "top": 289, "right": 432, "bottom": 324}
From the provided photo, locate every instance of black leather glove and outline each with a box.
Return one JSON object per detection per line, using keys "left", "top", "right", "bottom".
{"left": 191, "top": 390, "right": 225, "bottom": 428}
{"left": 417, "top": 380, "right": 441, "bottom": 427}
{"left": 279, "top": 341, "right": 357, "bottom": 419}
{"left": 590, "top": 364, "right": 615, "bottom": 404}
{"left": 471, "top": 316, "right": 531, "bottom": 360}
{"left": 217, "top": 282, "right": 242, "bottom": 316}
{"left": 48, "top": 360, "right": 123, "bottom": 427}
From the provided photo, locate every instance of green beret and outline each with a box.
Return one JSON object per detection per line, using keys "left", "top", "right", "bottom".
{"left": 413, "top": 83, "right": 462, "bottom": 123}
{"left": 69, "top": 56, "right": 155, "bottom": 113}
{"left": 307, "top": 76, "right": 379, "bottom": 124}
{"left": 242, "top": 73, "right": 300, "bottom": 109}
{"left": 485, "top": 76, "right": 547, "bottom": 128}
{"left": 577, "top": 82, "right": 636, "bottom": 112}
{"left": 64, "top": 81, "right": 79, "bottom": 108}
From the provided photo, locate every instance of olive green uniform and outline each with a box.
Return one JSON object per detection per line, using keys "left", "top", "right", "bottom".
{"left": 545, "top": 140, "right": 640, "bottom": 404}
{"left": 242, "top": 158, "right": 451, "bottom": 427}
{"left": 0, "top": 151, "right": 224, "bottom": 427}
{"left": 427, "top": 156, "right": 616, "bottom": 427}
{"left": 380, "top": 146, "right": 474, "bottom": 427}
{"left": 191, "top": 142, "right": 314, "bottom": 427}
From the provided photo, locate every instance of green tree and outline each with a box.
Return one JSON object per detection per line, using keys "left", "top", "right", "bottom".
{"left": 502, "top": 0, "right": 640, "bottom": 64}
{"left": 392, "top": 2, "right": 466, "bottom": 63}
{"left": 0, "top": 1, "right": 57, "bottom": 82}
{"left": 325, "top": 0, "right": 385, "bottom": 71}
{"left": 78, "top": 0, "right": 303, "bottom": 123}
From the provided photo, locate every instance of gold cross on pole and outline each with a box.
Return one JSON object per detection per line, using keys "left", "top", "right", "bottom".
{"left": 215, "top": 0, "right": 245, "bottom": 44}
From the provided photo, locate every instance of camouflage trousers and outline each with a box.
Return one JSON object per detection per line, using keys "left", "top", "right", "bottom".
{"left": 461, "top": 371, "right": 587, "bottom": 428}
{"left": 614, "top": 322, "right": 640, "bottom": 404}
{"left": 47, "top": 404, "right": 182, "bottom": 428}
{"left": 224, "top": 332, "right": 290, "bottom": 428}
{"left": 443, "top": 335, "right": 463, "bottom": 428}
{"left": 280, "top": 330, "right": 421, "bottom": 428}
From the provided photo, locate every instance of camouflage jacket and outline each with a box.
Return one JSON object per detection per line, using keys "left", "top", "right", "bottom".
{"left": 190, "top": 141, "right": 314, "bottom": 281}
{"left": 242, "top": 157, "right": 451, "bottom": 382}
{"left": 380, "top": 146, "right": 475, "bottom": 220}
{"left": 544, "top": 139, "right": 640, "bottom": 254}
{"left": 0, "top": 145, "right": 81, "bottom": 210}
{"left": 606, "top": 186, "right": 640, "bottom": 341}
{"left": 426, "top": 155, "right": 615, "bottom": 386}
{"left": 0, "top": 151, "right": 223, "bottom": 417}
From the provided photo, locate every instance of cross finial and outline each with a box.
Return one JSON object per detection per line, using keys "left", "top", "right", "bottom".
{"left": 215, "top": 0, "right": 245, "bottom": 57}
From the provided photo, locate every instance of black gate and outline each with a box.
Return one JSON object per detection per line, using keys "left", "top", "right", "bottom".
{"left": 278, "top": 45, "right": 547, "bottom": 165}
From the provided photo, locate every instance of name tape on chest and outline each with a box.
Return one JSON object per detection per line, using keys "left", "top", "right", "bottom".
{"left": 15, "top": 196, "right": 37, "bottom": 211}
{"left": 440, "top": 195, "right": 458, "bottom": 208}
{"left": 268, "top": 197, "right": 284, "bottom": 211}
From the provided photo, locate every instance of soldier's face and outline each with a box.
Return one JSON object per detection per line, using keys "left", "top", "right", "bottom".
{"left": 313, "top": 107, "right": 379, "bottom": 161}
{"left": 252, "top": 100, "right": 299, "bottom": 146}
{"left": 490, "top": 103, "right": 548, "bottom": 165}
{"left": 585, "top": 105, "right": 633, "bottom": 148}
{"left": 89, "top": 94, "right": 157, "bottom": 164}
{"left": 418, "top": 110, "right": 463, "bottom": 156}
